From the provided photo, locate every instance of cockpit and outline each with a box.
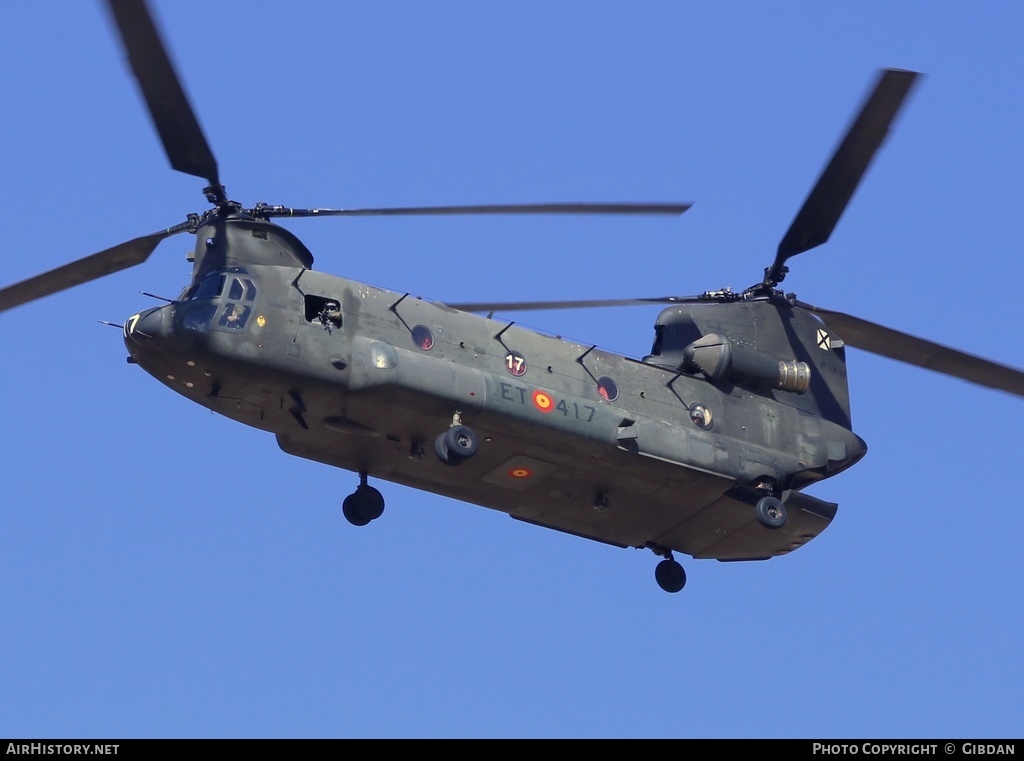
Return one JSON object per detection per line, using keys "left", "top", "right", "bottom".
{"left": 181, "top": 267, "right": 260, "bottom": 332}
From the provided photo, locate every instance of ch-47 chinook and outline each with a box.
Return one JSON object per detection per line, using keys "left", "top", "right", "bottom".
{"left": 3, "top": 0, "right": 1024, "bottom": 593}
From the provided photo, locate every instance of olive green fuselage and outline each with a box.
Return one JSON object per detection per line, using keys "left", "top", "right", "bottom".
{"left": 125, "top": 218, "right": 865, "bottom": 561}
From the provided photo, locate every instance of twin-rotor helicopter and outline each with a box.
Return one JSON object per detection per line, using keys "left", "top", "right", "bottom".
{"left": 3, "top": 0, "right": 1023, "bottom": 593}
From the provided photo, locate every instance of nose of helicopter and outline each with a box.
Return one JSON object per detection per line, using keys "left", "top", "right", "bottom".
{"left": 123, "top": 305, "right": 171, "bottom": 356}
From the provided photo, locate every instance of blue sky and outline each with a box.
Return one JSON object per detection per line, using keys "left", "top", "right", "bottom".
{"left": 1, "top": 0, "right": 1022, "bottom": 739}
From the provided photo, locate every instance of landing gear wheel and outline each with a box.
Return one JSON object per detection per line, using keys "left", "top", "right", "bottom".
{"left": 755, "top": 495, "right": 787, "bottom": 530}
{"left": 655, "top": 558, "right": 686, "bottom": 593}
{"left": 342, "top": 494, "right": 371, "bottom": 526}
{"left": 434, "top": 432, "right": 461, "bottom": 466}
{"left": 435, "top": 425, "right": 478, "bottom": 466}
{"left": 445, "top": 424, "right": 478, "bottom": 459}
{"left": 354, "top": 484, "right": 385, "bottom": 520}
{"left": 342, "top": 484, "right": 385, "bottom": 526}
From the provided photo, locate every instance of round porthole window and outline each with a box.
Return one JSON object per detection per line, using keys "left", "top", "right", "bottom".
{"left": 504, "top": 351, "right": 527, "bottom": 376}
{"left": 689, "top": 404, "right": 713, "bottom": 430}
{"left": 411, "top": 325, "right": 434, "bottom": 350}
{"left": 597, "top": 376, "right": 619, "bottom": 401}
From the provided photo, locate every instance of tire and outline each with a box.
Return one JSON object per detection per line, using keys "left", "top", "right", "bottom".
{"left": 435, "top": 431, "right": 463, "bottom": 466}
{"left": 444, "top": 425, "right": 478, "bottom": 459}
{"left": 343, "top": 493, "right": 372, "bottom": 526}
{"left": 355, "top": 485, "right": 385, "bottom": 521}
{"left": 755, "top": 495, "right": 787, "bottom": 530}
{"left": 654, "top": 559, "right": 686, "bottom": 593}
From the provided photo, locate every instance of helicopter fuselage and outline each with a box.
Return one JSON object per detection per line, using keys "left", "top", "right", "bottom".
{"left": 124, "top": 217, "right": 866, "bottom": 563}
{"left": 4, "top": 6, "right": 1018, "bottom": 593}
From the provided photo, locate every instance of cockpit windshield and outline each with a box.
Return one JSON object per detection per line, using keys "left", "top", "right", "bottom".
{"left": 183, "top": 268, "right": 259, "bottom": 332}
{"left": 190, "top": 268, "right": 258, "bottom": 303}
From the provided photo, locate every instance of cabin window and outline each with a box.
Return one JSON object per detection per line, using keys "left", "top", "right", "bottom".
{"left": 411, "top": 325, "right": 434, "bottom": 350}
{"left": 689, "top": 404, "right": 713, "bottom": 430}
{"left": 597, "top": 376, "right": 619, "bottom": 402}
{"left": 304, "top": 295, "right": 343, "bottom": 332}
{"left": 504, "top": 351, "right": 527, "bottom": 376}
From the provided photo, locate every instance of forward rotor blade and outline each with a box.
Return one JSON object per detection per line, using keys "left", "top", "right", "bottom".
{"left": 261, "top": 202, "right": 691, "bottom": 218}
{"left": 0, "top": 231, "right": 171, "bottom": 313}
{"left": 798, "top": 301, "right": 1024, "bottom": 398}
{"left": 106, "top": 0, "right": 220, "bottom": 189}
{"left": 766, "top": 69, "right": 920, "bottom": 286}
{"left": 448, "top": 295, "right": 703, "bottom": 313}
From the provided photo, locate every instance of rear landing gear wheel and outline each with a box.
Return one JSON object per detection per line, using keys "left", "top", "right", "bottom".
{"left": 655, "top": 558, "right": 686, "bottom": 593}
{"left": 342, "top": 474, "right": 385, "bottom": 526}
{"left": 755, "top": 495, "right": 787, "bottom": 530}
{"left": 435, "top": 424, "right": 478, "bottom": 466}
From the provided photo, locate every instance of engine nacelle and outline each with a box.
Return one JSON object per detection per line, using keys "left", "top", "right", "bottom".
{"left": 683, "top": 333, "right": 810, "bottom": 393}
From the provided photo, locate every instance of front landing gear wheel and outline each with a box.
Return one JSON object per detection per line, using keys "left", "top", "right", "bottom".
{"left": 342, "top": 474, "right": 385, "bottom": 526}
{"left": 434, "top": 432, "right": 458, "bottom": 466}
{"left": 755, "top": 495, "right": 787, "bottom": 530}
{"left": 655, "top": 558, "right": 686, "bottom": 593}
{"left": 343, "top": 493, "right": 372, "bottom": 526}
{"left": 445, "top": 424, "right": 478, "bottom": 459}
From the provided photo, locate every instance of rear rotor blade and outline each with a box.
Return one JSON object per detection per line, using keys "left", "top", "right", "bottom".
{"left": 448, "top": 295, "right": 703, "bottom": 313}
{"left": 260, "top": 202, "right": 692, "bottom": 218}
{"left": 797, "top": 301, "right": 1024, "bottom": 398}
{"left": 766, "top": 69, "right": 920, "bottom": 286}
{"left": 106, "top": 0, "right": 220, "bottom": 192}
{"left": 0, "top": 231, "right": 173, "bottom": 313}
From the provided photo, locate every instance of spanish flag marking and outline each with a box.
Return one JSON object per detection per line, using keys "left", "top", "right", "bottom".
{"left": 532, "top": 390, "right": 554, "bottom": 413}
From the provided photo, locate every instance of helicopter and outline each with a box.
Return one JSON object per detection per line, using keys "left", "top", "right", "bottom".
{"left": 3, "top": 0, "right": 1023, "bottom": 595}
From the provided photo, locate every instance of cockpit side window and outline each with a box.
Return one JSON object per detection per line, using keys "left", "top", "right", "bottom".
{"left": 217, "top": 274, "right": 259, "bottom": 330}
{"left": 240, "top": 279, "right": 256, "bottom": 302}
{"left": 191, "top": 272, "right": 225, "bottom": 301}
{"left": 184, "top": 268, "right": 261, "bottom": 331}
{"left": 218, "top": 302, "right": 252, "bottom": 330}
{"left": 189, "top": 268, "right": 257, "bottom": 302}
